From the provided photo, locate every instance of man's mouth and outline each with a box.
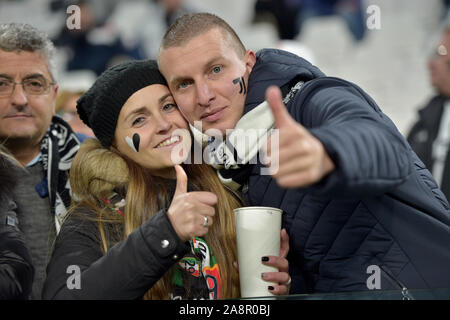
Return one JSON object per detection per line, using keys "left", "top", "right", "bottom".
{"left": 5, "top": 113, "right": 32, "bottom": 118}
{"left": 155, "top": 135, "right": 181, "bottom": 148}
{"left": 201, "top": 107, "right": 226, "bottom": 122}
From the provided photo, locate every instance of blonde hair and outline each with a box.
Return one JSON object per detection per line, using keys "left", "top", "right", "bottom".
{"left": 69, "top": 138, "right": 241, "bottom": 299}
{"left": 55, "top": 90, "right": 85, "bottom": 114}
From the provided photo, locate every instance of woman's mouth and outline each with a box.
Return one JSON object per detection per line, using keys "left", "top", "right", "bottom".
{"left": 155, "top": 135, "right": 181, "bottom": 148}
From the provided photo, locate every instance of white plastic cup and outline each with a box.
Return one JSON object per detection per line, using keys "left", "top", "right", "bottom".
{"left": 233, "top": 206, "right": 283, "bottom": 298}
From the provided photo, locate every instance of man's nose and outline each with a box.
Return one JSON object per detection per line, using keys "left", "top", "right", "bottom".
{"left": 196, "top": 80, "right": 214, "bottom": 107}
{"left": 10, "top": 83, "right": 28, "bottom": 107}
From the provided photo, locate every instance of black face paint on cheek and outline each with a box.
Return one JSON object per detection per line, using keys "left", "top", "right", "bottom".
{"left": 232, "top": 77, "right": 242, "bottom": 93}
{"left": 232, "top": 76, "right": 247, "bottom": 95}
{"left": 125, "top": 133, "right": 141, "bottom": 153}
{"left": 132, "top": 133, "right": 140, "bottom": 152}
{"left": 241, "top": 76, "right": 247, "bottom": 94}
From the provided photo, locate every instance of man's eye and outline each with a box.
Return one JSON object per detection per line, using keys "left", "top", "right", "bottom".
{"left": 0, "top": 79, "right": 11, "bottom": 87}
{"left": 28, "top": 81, "right": 44, "bottom": 88}
{"left": 212, "top": 66, "right": 222, "bottom": 74}
{"left": 179, "top": 81, "right": 188, "bottom": 89}
{"left": 24, "top": 78, "right": 45, "bottom": 87}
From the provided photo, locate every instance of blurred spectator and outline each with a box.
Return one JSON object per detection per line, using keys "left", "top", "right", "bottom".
{"left": 298, "top": 0, "right": 366, "bottom": 42}
{"left": 443, "top": 0, "right": 450, "bottom": 20}
{"left": 0, "top": 0, "right": 66, "bottom": 39}
{"left": 108, "top": 0, "right": 196, "bottom": 59}
{"left": 252, "top": 0, "right": 302, "bottom": 40}
{"left": 407, "top": 22, "right": 450, "bottom": 201}
{"left": 253, "top": 0, "right": 366, "bottom": 42}
{"left": 0, "top": 22, "right": 82, "bottom": 299}
{"left": 158, "top": 0, "right": 192, "bottom": 26}
{"left": 53, "top": 0, "right": 142, "bottom": 75}
{"left": 49, "top": 0, "right": 120, "bottom": 26}
{"left": 56, "top": 71, "right": 96, "bottom": 139}
{"left": 0, "top": 146, "right": 34, "bottom": 300}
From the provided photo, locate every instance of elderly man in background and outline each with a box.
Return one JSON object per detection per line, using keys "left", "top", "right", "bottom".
{"left": 0, "top": 23, "right": 82, "bottom": 299}
{"left": 408, "top": 21, "right": 450, "bottom": 201}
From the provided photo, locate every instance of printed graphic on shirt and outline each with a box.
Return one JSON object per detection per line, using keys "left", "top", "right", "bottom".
{"left": 171, "top": 237, "right": 221, "bottom": 300}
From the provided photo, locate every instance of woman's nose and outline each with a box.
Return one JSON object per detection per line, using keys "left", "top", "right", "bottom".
{"left": 155, "top": 115, "right": 172, "bottom": 133}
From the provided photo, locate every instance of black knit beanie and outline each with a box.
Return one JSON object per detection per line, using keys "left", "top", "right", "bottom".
{"left": 77, "top": 60, "right": 167, "bottom": 148}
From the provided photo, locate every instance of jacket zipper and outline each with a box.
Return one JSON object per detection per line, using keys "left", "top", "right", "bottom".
{"left": 379, "top": 265, "right": 413, "bottom": 300}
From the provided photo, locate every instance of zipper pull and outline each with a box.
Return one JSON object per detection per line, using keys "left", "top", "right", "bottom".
{"left": 401, "top": 287, "right": 412, "bottom": 300}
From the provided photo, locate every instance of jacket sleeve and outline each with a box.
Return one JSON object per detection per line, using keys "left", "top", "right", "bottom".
{"left": 42, "top": 208, "right": 190, "bottom": 300}
{"left": 0, "top": 199, "right": 34, "bottom": 300}
{"left": 292, "top": 77, "right": 412, "bottom": 195}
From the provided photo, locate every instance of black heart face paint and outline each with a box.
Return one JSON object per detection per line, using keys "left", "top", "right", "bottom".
{"left": 132, "top": 133, "right": 140, "bottom": 152}
{"left": 125, "top": 133, "right": 141, "bottom": 153}
{"left": 233, "top": 76, "right": 247, "bottom": 95}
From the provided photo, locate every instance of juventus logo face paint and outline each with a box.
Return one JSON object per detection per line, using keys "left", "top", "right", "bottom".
{"left": 232, "top": 76, "right": 247, "bottom": 95}
{"left": 125, "top": 133, "right": 140, "bottom": 153}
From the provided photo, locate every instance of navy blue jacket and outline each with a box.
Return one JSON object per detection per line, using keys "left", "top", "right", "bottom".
{"left": 242, "top": 49, "right": 450, "bottom": 293}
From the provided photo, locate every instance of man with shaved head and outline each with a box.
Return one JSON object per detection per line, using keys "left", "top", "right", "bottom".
{"left": 158, "top": 13, "right": 450, "bottom": 294}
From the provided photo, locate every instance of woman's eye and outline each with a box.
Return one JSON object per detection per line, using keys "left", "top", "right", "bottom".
{"left": 162, "top": 103, "right": 176, "bottom": 111}
{"left": 132, "top": 117, "right": 145, "bottom": 126}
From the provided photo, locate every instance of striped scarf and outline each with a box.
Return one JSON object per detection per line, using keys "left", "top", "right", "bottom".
{"left": 39, "top": 116, "right": 82, "bottom": 233}
{"left": 190, "top": 81, "right": 304, "bottom": 191}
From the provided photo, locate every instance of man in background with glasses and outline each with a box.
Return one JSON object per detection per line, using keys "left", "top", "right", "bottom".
{"left": 0, "top": 23, "right": 82, "bottom": 299}
{"left": 408, "top": 20, "right": 450, "bottom": 202}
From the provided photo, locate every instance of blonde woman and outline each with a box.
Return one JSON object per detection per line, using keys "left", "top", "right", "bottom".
{"left": 43, "top": 60, "right": 290, "bottom": 300}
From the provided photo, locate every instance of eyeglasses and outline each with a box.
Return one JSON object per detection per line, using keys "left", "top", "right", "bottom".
{"left": 432, "top": 44, "right": 448, "bottom": 57}
{"left": 0, "top": 76, "right": 56, "bottom": 97}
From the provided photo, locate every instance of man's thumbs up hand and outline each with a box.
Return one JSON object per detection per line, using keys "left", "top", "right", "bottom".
{"left": 265, "top": 86, "right": 335, "bottom": 188}
{"left": 266, "top": 84, "right": 296, "bottom": 128}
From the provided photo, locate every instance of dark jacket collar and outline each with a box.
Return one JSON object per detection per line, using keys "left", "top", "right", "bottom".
{"left": 244, "top": 48, "right": 325, "bottom": 114}
{"left": 418, "top": 95, "right": 447, "bottom": 129}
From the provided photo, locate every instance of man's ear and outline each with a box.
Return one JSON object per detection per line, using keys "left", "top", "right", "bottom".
{"left": 51, "top": 84, "right": 59, "bottom": 116}
{"left": 244, "top": 50, "right": 257, "bottom": 74}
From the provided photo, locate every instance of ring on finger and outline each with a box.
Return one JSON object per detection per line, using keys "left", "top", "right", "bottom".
{"left": 202, "top": 216, "right": 208, "bottom": 228}
{"left": 284, "top": 276, "right": 291, "bottom": 286}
